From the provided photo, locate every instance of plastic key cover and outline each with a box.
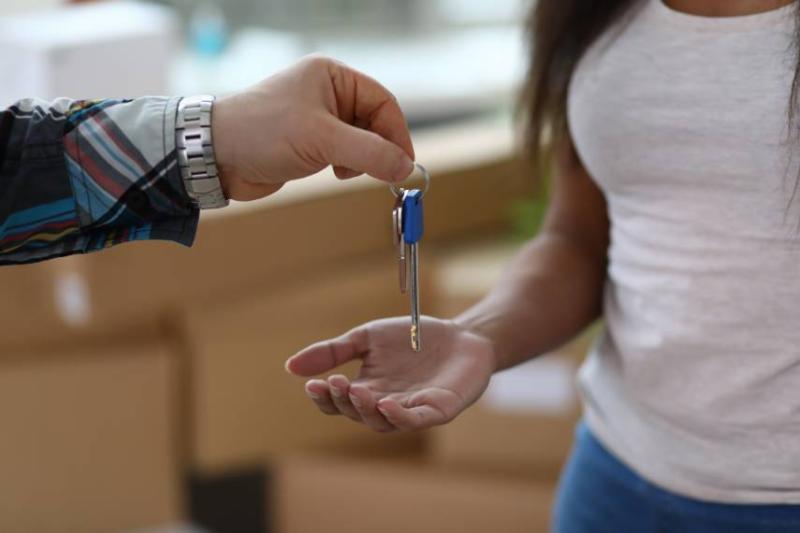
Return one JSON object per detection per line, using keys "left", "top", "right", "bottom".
{"left": 402, "top": 190, "right": 424, "bottom": 244}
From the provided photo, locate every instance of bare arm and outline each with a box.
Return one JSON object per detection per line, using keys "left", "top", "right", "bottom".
{"left": 456, "top": 140, "right": 609, "bottom": 369}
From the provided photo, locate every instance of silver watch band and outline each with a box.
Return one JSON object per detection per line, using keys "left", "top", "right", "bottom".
{"left": 176, "top": 95, "right": 229, "bottom": 210}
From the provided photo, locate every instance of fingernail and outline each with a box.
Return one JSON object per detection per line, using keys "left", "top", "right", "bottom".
{"left": 349, "top": 394, "right": 362, "bottom": 408}
{"left": 392, "top": 157, "right": 413, "bottom": 183}
{"left": 330, "top": 387, "right": 343, "bottom": 398}
{"left": 284, "top": 360, "right": 293, "bottom": 374}
{"left": 307, "top": 391, "right": 321, "bottom": 401}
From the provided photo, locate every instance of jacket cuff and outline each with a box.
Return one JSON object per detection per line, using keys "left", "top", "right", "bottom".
{"left": 63, "top": 96, "right": 200, "bottom": 251}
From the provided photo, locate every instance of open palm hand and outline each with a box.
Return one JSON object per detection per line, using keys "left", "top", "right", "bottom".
{"left": 285, "top": 317, "right": 496, "bottom": 432}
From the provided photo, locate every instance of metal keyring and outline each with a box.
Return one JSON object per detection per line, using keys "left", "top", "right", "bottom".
{"left": 391, "top": 163, "right": 431, "bottom": 199}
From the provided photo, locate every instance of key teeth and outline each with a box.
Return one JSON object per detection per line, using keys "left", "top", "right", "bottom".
{"left": 410, "top": 325, "right": 421, "bottom": 352}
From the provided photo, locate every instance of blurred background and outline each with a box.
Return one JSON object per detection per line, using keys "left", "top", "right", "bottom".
{"left": 0, "top": 1, "right": 595, "bottom": 532}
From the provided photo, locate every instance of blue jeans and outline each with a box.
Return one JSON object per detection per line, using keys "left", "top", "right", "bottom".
{"left": 553, "top": 423, "right": 800, "bottom": 533}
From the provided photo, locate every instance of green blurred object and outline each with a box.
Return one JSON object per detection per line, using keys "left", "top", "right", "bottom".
{"left": 507, "top": 160, "right": 552, "bottom": 242}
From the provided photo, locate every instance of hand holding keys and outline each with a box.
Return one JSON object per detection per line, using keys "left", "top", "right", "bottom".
{"left": 391, "top": 164, "right": 430, "bottom": 352}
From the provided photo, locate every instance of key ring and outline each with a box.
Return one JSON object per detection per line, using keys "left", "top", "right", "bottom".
{"left": 391, "top": 163, "right": 431, "bottom": 199}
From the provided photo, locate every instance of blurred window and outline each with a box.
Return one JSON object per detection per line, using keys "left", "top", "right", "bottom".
{"left": 165, "top": 0, "right": 525, "bottom": 33}
{"left": 163, "top": 0, "right": 527, "bottom": 126}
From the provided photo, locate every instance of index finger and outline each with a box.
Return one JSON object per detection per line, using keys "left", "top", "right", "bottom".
{"left": 329, "top": 62, "right": 416, "bottom": 162}
{"left": 285, "top": 326, "right": 370, "bottom": 377}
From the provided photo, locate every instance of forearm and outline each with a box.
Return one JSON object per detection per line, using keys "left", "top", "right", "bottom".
{"left": 0, "top": 97, "right": 198, "bottom": 265}
{"left": 455, "top": 231, "right": 606, "bottom": 371}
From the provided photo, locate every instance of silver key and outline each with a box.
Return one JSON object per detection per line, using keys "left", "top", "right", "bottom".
{"left": 408, "top": 239, "right": 421, "bottom": 352}
{"left": 392, "top": 191, "right": 407, "bottom": 294}
{"left": 389, "top": 164, "right": 430, "bottom": 353}
{"left": 402, "top": 189, "right": 424, "bottom": 352}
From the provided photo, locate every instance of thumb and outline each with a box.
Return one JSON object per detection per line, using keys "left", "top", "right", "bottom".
{"left": 326, "top": 121, "right": 414, "bottom": 183}
{"left": 376, "top": 398, "right": 449, "bottom": 430}
{"left": 285, "top": 326, "right": 370, "bottom": 377}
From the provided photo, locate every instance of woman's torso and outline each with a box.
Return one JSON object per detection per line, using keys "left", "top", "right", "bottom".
{"left": 568, "top": 0, "right": 800, "bottom": 503}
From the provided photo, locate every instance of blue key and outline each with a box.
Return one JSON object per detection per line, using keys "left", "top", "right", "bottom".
{"left": 403, "top": 190, "right": 424, "bottom": 244}
{"left": 402, "top": 189, "right": 424, "bottom": 351}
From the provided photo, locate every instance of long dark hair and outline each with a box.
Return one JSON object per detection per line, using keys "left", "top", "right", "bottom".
{"left": 522, "top": 0, "right": 800, "bottom": 168}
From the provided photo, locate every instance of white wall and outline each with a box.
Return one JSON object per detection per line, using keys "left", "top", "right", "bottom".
{"left": 1, "top": 0, "right": 63, "bottom": 16}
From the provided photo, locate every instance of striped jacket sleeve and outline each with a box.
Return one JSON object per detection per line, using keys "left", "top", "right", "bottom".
{"left": 0, "top": 96, "right": 199, "bottom": 265}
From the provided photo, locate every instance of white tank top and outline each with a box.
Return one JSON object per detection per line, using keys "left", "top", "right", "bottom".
{"left": 569, "top": 0, "right": 800, "bottom": 503}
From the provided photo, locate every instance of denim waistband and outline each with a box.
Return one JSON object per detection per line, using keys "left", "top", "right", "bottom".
{"left": 576, "top": 421, "right": 800, "bottom": 526}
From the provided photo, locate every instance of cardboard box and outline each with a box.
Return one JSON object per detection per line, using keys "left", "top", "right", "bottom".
{"left": 0, "top": 256, "right": 163, "bottom": 354}
{"left": 275, "top": 452, "right": 557, "bottom": 533}
{"left": 430, "top": 350, "right": 584, "bottom": 478}
{"left": 183, "top": 258, "right": 427, "bottom": 474}
{"left": 0, "top": 341, "right": 182, "bottom": 532}
{"left": 429, "top": 239, "right": 523, "bottom": 317}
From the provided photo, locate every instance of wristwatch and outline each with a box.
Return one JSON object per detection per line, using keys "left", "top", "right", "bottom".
{"left": 175, "top": 95, "right": 229, "bottom": 209}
